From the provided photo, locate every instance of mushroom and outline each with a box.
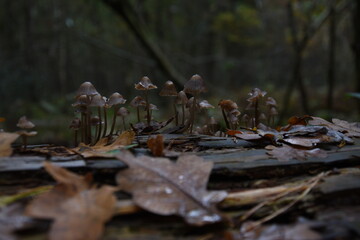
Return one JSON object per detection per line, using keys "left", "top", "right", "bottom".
{"left": 72, "top": 95, "right": 90, "bottom": 143}
{"left": 130, "top": 96, "right": 147, "bottom": 123}
{"left": 89, "top": 95, "right": 106, "bottom": 142}
{"left": 183, "top": 74, "right": 207, "bottom": 133}
{"left": 159, "top": 81, "right": 178, "bottom": 125}
{"left": 176, "top": 91, "right": 188, "bottom": 125}
{"left": 74, "top": 82, "right": 99, "bottom": 144}
{"left": 90, "top": 116, "right": 101, "bottom": 145}
{"left": 241, "top": 113, "right": 250, "bottom": 128}
{"left": 135, "top": 76, "right": 158, "bottom": 126}
{"left": 16, "top": 116, "right": 37, "bottom": 150}
{"left": 116, "top": 107, "right": 130, "bottom": 132}
{"left": 266, "top": 97, "right": 278, "bottom": 126}
{"left": 218, "top": 99, "right": 239, "bottom": 129}
{"left": 148, "top": 103, "right": 159, "bottom": 121}
{"left": 106, "top": 92, "right": 127, "bottom": 136}
{"left": 247, "top": 88, "right": 267, "bottom": 128}
{"left": 208, "top": 117, "right": 219, "bottom": 135}
{"left": 69, "top": 117, "right": 81, "bottom": 146}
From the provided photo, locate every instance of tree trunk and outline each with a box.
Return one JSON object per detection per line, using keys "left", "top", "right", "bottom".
{"left": 327, "top": 1, "right": 336, "bottom": 113}
{"left": 352, "top": 1, "right": 360, "bottom": 113}
{"left": 102, "top": 0, "right": 186, "bottom": 86}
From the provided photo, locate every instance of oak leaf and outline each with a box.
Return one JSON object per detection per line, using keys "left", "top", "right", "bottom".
{"left": 26, "top": 162, "right": 117, "bottom": 240}
{"left": 116, "top": 151, "right": 227, "bottom": 226}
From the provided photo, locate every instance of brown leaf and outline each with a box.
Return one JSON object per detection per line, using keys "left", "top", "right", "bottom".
{"left": 73, "top": 131, "right": 135, "bottom": 158}
{"left": 116, "top": 151, "right": 227, "bottom": 226}
{"left": 266, "top": 145, "right": 327, "bottom": 161}
{"left": 0, "top": 132, "right": 20, "bottom": 157}
{"left": 26, "top": 162, "right": 117, "bottom": 240}
{"left": 309, "top": 117, "right": 360, "bottom": 137}
{"left": 147, "top": 134, "right": 164, "bottom": 157}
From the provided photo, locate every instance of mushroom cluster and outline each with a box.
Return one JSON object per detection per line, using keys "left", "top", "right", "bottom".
{"left": 71, "top": 82, "right": 127, "bottom": 145}
{"left": 16, "top": 116, "right": 37, "bottom": 150}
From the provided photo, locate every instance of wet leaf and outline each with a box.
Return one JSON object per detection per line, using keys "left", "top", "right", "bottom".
{"left": 0, "top": 132, "right": 20, "bottom": 157}
{"left": 309, "top": 117, "right": 360, "bottom": 137}
{"left": 0, "top": 203, "right": 35, "bottom": 240}
{"left": 26, "top": 162, "right": 117, "bottom": 240}
{"left": 266, "top": 145, "right": 327, "bottom": 161}
{"left": 73, "top": 131, "right": 135, "bottom": 158}
{"left": 147, "top": 134, "right": 164, "bottom": 157}
{"left": 116, "top": 151, "right": 227, "bottom": 226}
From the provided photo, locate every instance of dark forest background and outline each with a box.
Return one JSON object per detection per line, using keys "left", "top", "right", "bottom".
{"left": 0, "top": 0, "right": 359, "bottom": 144}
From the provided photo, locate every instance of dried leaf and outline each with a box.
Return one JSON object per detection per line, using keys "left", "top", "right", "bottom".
{"left": 266, "top": 145, "right": 327, "bottom": 161}
{"left": 116, "top": 151, "right": 227, "bottom": 226}
{"left": 0, "top": 132, "right": 20, "bottom": 157}
{"left": 309, "top": 117, "right": 360, "bottom": 137}
{"left": 147, "top": 134, "right": 164, "bottom": 157}
{"left": 131, "top": 118, "right": 173, "bottom": 135}
{"left": 73, "top": 131, "right": 135, "bottom": 158}
{"left": 26, "top": 162, "right": 117, "bottom": 240}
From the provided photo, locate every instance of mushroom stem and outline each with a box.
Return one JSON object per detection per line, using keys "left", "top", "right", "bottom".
{"left": 93, "top": 125, "right": 98, "bottom": 145}
{"left": 80, "top": 112, "right": 85, "bottom": 143}
{"left": 87, "top": 110, "right": 91, "bottom": 144}
{"left": 254, "top": 99, "right": 259, "bottom": 128}
{"left": 22, "top": 135, "right": 27, "bottom": 151}
{"left": 189, "top": 95, "right": 197, "bottom": 134}
{"left": 136, "top": 107, "right": 140, "bottom": 122}
{"left": 109, "top": 106, "right": 118, "bottom": 136}
{"left": 181, "top": 104, "right": 185, "bottom": 125}
{"left": 102, "top": 107, "right": 108, "bottom": 137}
{"left": 173, "top": 100, "right": 178, "bottom": 126}
{"left": 221, "top": 109, "right": 230, "bottom": 129}
{"left": 74, "top": 130, "right": 78, "bottom": 147}
{"left": 122, "top": 116, "right": 126, "bottom": 132}
{"left": 144, "top": 90, "right": 151, "bottom": 126}
{"left": 96, "top": 107, "right": 102, "bottom": 142}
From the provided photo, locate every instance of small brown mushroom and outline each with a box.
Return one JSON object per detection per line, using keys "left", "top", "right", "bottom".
{"left": 218, "top": 99, "right": 239, "bottom": 129}
{"left": 183, "top": 74, "right": 207, "bottom": 134}
{"left": 159, "top": 81, "right": 178, "bottom": 125}
{"left": 89, "top": 95, "right": 106, "bottom": 142}
{"left": 130, "top": 96, "right": 147, "bottom": 123}
{"left": 135, "top": 76, "right": 158, "bottom": 125}
{"left": 75, "top": 82, "right": 99, "bottom": 98}
{"left": 116, "top": 107, "right": 130, "bottom": 132}
{"left": 247, "top": 88, "right": 267, "bottom": 128}
{"left": 106, "top": 92, "right": 127, "bottom": 136}
{"left": 69, "top": 117, "right": 81, "bottom": 146}
{"left": 176, "top": 91, "right": 188, "bottom": 125}
{"left": 16, "top": 116, "right": 37, "bottom": 150}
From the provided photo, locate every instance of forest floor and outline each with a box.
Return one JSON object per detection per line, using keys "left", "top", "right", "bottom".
{"left": 1, "top": 127, "right": 360, "bottom": 240}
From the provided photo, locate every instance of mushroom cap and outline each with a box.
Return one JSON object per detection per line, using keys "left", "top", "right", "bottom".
{"left": 229, "top": 109, "right": 241, "bottom": 117}
{"left": 130, "top": 96, "right": 147, "bottom": 108}
{"left": 148, "top": 104, "right": 158, "bottom": 111}
{"left": 176, "top": 91, "right": 188, "bottom": 104}
{"left": 90, "top": 116, "right": 101, "bottom": 126}
{"left": 199, "top": 100, "right": 214, "bottom": 109}
{"left": 69, "top": 118, "right": 81, "bottom": 129}
{"left": 17, "top": 116, "right": 35, "bottom": 129}
{"left": 266, "top": 97, "right": 277, "bottom": 107}
{"left": 183, "top": 74, "right": 207, "bottom": 95}
{"left": 72, "top": 95, "right": 90, "bottom": 107}
{"left": 135, "top": 76, "right": 158, "bottom": 90}
{"left": 259, "top": 113, "right": 267, "bottom": 120}
{"left": 218, "top": 99, "right": 238, "bottom": 112}
{"left": 117, "top": 107, "right": 130, "bottom": 117}
{"left": 76, "top": 82, "right": 99, "bottom": 97}
{"left": 89, "top": 94, "right": 106, "bottom": 107}
{"left": 16, "top": 130, "right": 37, "bottom": 137}
{"left": 247, "top": 88, "right": 267, "bottom": 102}
{"left": 159, "top": 81, "right": 177, "bottom": 96}
{"left": 107, "top": 92, "right": 127, "bottom": 107}
{"left": 241, "top": 114, "right": 250, "bottom": 122}
{"left": 269, "top": 106, "right": 278, "bottom": 116}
